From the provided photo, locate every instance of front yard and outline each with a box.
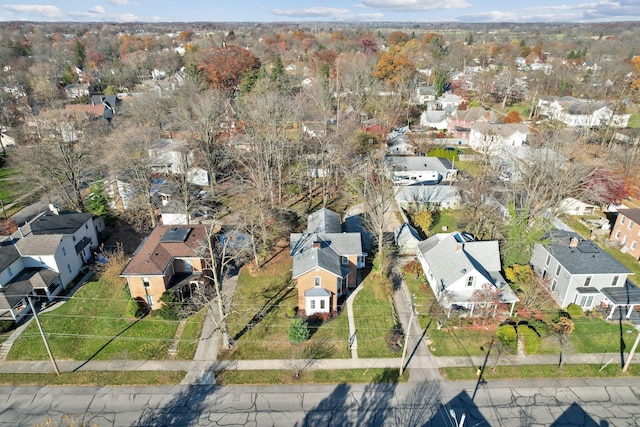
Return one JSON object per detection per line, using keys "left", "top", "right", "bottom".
{"left": 402, "top": 271, "right": 639, "bottom": 358}
{"left": 7, "top": 272, "right": 204, "bottom": 361}
{"left": 224, "top": 249, "right": 351, "bottom": 360}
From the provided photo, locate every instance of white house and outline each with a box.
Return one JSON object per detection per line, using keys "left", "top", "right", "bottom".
{"left": 394, "top": 185, "right": 461, "bottom": 210}
{"left": 537, "top": 97, "right": 630, "bottom": 128}
{"left": 468, "top": 122, "right": 529, "bottom": 155}
{"left": 385, "top": 156, "right": 457, "bottom": 186}
{"left": 416, "top": 232, "right": 518, "bottom": 317}
{"left": 0, "top": 207, "right": 104, "bottom": 321}
{"left": 148, "top": 138, "right": 210, "bottom": 186}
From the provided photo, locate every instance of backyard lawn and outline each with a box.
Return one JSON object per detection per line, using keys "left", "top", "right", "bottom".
{"left": 7, "top": 275, "right": 204, "bottom": 361}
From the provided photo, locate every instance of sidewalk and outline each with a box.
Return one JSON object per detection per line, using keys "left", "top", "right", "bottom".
{"left": 0, "top": 353, "right": 630, "bottom": 375}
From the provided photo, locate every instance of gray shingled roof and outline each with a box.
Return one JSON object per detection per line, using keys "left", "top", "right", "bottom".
{"left": 386, "top": 156, "right": 454, "bottom": 175}
{"left": 543, "top": 230, "right": 631, "bottom": 275}
{"left": 292, "top": 245, "right": 342, "bottom": 278}
{"left": 417, "top": 233, "right": 499, "bottom": 288}
{"left": 0, "top": 267, "right": 59, "bottom": 310}
{"left": 0, "top": 240, "right": 21, "bottom": 272}
{"left": 30, "top": 211, "right": 93, "bottom": 236}
{"left": 305, "top": 287, "right": 331, "bottom": 297}
{"left": 306, "top": 209, "right": 342, "bottom": 233}
{"left": 290, "top": 233, "right": 363, "bottom": 257}
{"left": 15, "top": 235, "right": 63, "bottom": 256}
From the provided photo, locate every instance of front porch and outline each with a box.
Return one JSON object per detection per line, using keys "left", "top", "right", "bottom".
{"left": 599, "top": 283, "right": 640, "bottom": 323}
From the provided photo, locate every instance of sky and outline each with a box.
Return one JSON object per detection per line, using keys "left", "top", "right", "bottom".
{"left": 1, "top": 0, "right": 640, "bottom": 23}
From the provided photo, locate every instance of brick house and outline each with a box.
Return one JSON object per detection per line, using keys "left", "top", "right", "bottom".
{"left": 290, "top": 209, "right": 366, "bottom": 316}
{"left": 610, "top": 209, "right": 640, "bottom": 261}
{"left": 121, "top": 225, "right": 210, "bottom": 309}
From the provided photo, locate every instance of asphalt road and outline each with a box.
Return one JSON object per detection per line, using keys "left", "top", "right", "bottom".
{"left": 0, "top": 377, "right": 637, "bottom": 426}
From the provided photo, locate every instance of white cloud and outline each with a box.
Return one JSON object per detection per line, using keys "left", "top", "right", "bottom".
{"left": 3, "top": 4, "right": 63, "bottom": 19}
{"left": 109, "top": 0, "right": 132, "bottom": 5}
{"left": 89, "top": 5, "right": 106, "bottom": 15}
{"left": 271, "top": 7, "right": 384, "bottom": 20}
{"left": 458, "top": 1, "right": 640, "bottom": 22}
{"left": 361, "top": 0, "right": 470, "bottom": 11}
{"left": 271, "top": 7, "right": 351, "bottom": 19}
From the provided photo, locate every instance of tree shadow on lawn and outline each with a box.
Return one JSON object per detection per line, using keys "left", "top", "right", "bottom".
{"left": 73, "top": 317, "right": 142, "bottom": 372}
{"left": 232, "top": 284, "right": 294, "bottom": 342}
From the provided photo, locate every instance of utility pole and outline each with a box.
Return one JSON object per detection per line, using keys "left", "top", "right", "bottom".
{"left": 27, "top": 296, "right": 60, "bottom": 376}
{"left": 623, "top": 327, "right": 640, "bottom": 373}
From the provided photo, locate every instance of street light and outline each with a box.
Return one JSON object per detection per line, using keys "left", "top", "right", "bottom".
{"left": 449, "top": 409, "right": 466, "bottom": 427}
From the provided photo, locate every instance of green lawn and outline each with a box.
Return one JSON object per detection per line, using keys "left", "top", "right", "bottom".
{"left": 627, "top": 113, "right": 640, "bottom": 128}
{"left": 7, "top": 277, "right": 202, "bottom": 361}
{"left": 0, "top": 166, "right": 23, "bottom": 205}
{"left": 225, "top": 251, "right": 350, "bottom": 360}
{"left": 216, "top": 368, "right": 406, "bottom": 385}
{"left": 0, "top": 371, "right": 186, "bottom": 386}
{"left": 443, "top": 363, "right": 640, "bottom": 380}
{"left": 430, "top": 209, "right": 464, "bottom": 235}
{"left": 353, "top": 273, "right": 402, "bottom": 358}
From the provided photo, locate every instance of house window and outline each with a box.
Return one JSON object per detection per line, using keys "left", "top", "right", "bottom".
{"left": 612, "top": 276, "right": 619, "bottom": 286}
{"left": 629, "top": 221, "right": 635, "bottom": 230}
{"left": 551, "top": 279, "right": 557, "bottom": 292}
{"left": 146, "top": 294, "right": 153, "bottom": 307}
{"left": 632, "top": 241, "right": 638, "bottom": 251}
{"left": 545, "top": 254, "right": 550, "bottom": 266}
{"left": 466, "top": 276, "right": 474, "bottom": 287}
{"left": 555, "top": 265, "right": 561, "bottom": 276}
{"left": 310, "top": 300, "right": 316, "bottom": 310}
{"left": 85, "top": 224, "right": 88, "bottom": 230}
{"left": 615, "top": 230, "right": 621, "bottom": 239}
{"left": 314, "top": 277, "right": 321, "bottom": 287}
{"left": 62, "top": 247, "right": 67, "bottom": 257}
{"left": 143, "top": 277, "right": 150, "bottom": 288}
{"left": 7, "top": 267, "right": 12, "bottom": 278}
{"left": 67, "top": 264, "right": 72, "bottom": 274}
{"left": 320, "top": 300, "right": 326, "bottom": 310}
{"left": 184, "top": 260, "right": 192, "bottom": 272}
{"left": 584, "top": 276, "right": 592, "bottom": 287}
{"left": 341, "top": 256, "right": 348, "bottom": 265}
{"left": 72, "top": 236, "right": 76, "bottom": 242}
{"left": 621, "top": 216, "right": 626, "bottom": 225}
{"left": 578, "top": 295, "right": 594, "bottom": 308}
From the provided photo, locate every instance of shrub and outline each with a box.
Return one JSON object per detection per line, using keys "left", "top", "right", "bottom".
{"left": 566, "top": 303, "right": 583, "bottom": 318}
{"left": 496, "top": 325, "right": 517, "bottom": 354}
{"left": 158, "top": 290, "right": 181, "bottom": 321}
{"left": 126, "top": 298, "right": 145, "bottom": 318}
{"left": 288, "top": 318, "right": 309, "bottom": 344}
{"left": 518, "top": 325, "right": 541, "bottom": 354}
{"left": 286, "top": 307, "right": 297, "bottom": 317}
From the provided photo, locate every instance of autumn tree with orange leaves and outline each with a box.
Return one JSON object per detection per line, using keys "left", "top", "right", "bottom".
{"left": 502, "top": 110, "right": 522, "bottom": 124}
{"left": 197, "top": 45, "right": 260, "bottom": 93}
{"left": 373, "top": 47, "right": 415, "bottom": 86}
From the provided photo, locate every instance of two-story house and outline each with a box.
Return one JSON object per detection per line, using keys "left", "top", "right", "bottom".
{"left": 468, "top": 122, "right": 529, "bottom": 155}
{"left": 0, "top": 206, "right": 105, "bottom": 321}
{"left": 610, "top": 209, "right": 640, "bottom": 261}
{"left": 290, "top": 209, "right": 366, "bottom": 316}
{"left": 416, "top": 231, "right": 518, "bottom": 317}
{"left": 530, "top": 230, "right": 631, "bottom": 310}
{"left": 121, "top": 225, "right": 210, "bottom": 309}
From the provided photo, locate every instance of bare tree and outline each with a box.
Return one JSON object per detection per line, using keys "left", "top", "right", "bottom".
{"left": 200, "top": 224, "right": 250, "bottom": 350}
{"left": 18, "top": 109, "right": 102, "bottom": 211}
{"left": 172, "top": 87, "right": 231, "bottom": 194}
{"left": 113, "top": 122, "right": 162, "bottom": 228}
{"left": 361, "top": 153, "right": 395, "bottom": 267}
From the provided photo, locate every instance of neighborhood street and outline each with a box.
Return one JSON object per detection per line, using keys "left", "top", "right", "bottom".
{"left": 0, "top": 377, "right": 637, "bottom": 426}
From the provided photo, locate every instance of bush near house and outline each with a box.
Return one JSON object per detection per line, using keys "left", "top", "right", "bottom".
{"left": 518, "top": 324, "right": 541, "bottom": 354}
{"left": 566, "top": 303, "right": 584, "bottom": 318}
{"left": 288, "top": 318, "right": 309, "bottom": 344}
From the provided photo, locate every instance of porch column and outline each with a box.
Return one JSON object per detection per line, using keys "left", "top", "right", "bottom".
{"left": 627, "top": 305, "right": 635, "bottom": 319}
{"left": 447, "top": 306, "right": 452, "bottom": 318}
{"left": 607, "top": 305, "right": 617, "bottom": 320}
{"left": 509, "top": 302, "right": 515, "bottom": 317}
{"left": 469, "top": 303, "right": 475, "bottom": 317}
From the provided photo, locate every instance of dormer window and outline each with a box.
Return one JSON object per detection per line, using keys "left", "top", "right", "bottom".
{"left": 341, "top": 256, "right": 348, "bottom": 265}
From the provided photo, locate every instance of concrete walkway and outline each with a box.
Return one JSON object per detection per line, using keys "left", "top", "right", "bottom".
{"left": 345, "top": 285, "right": 364, "bottom": 359}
